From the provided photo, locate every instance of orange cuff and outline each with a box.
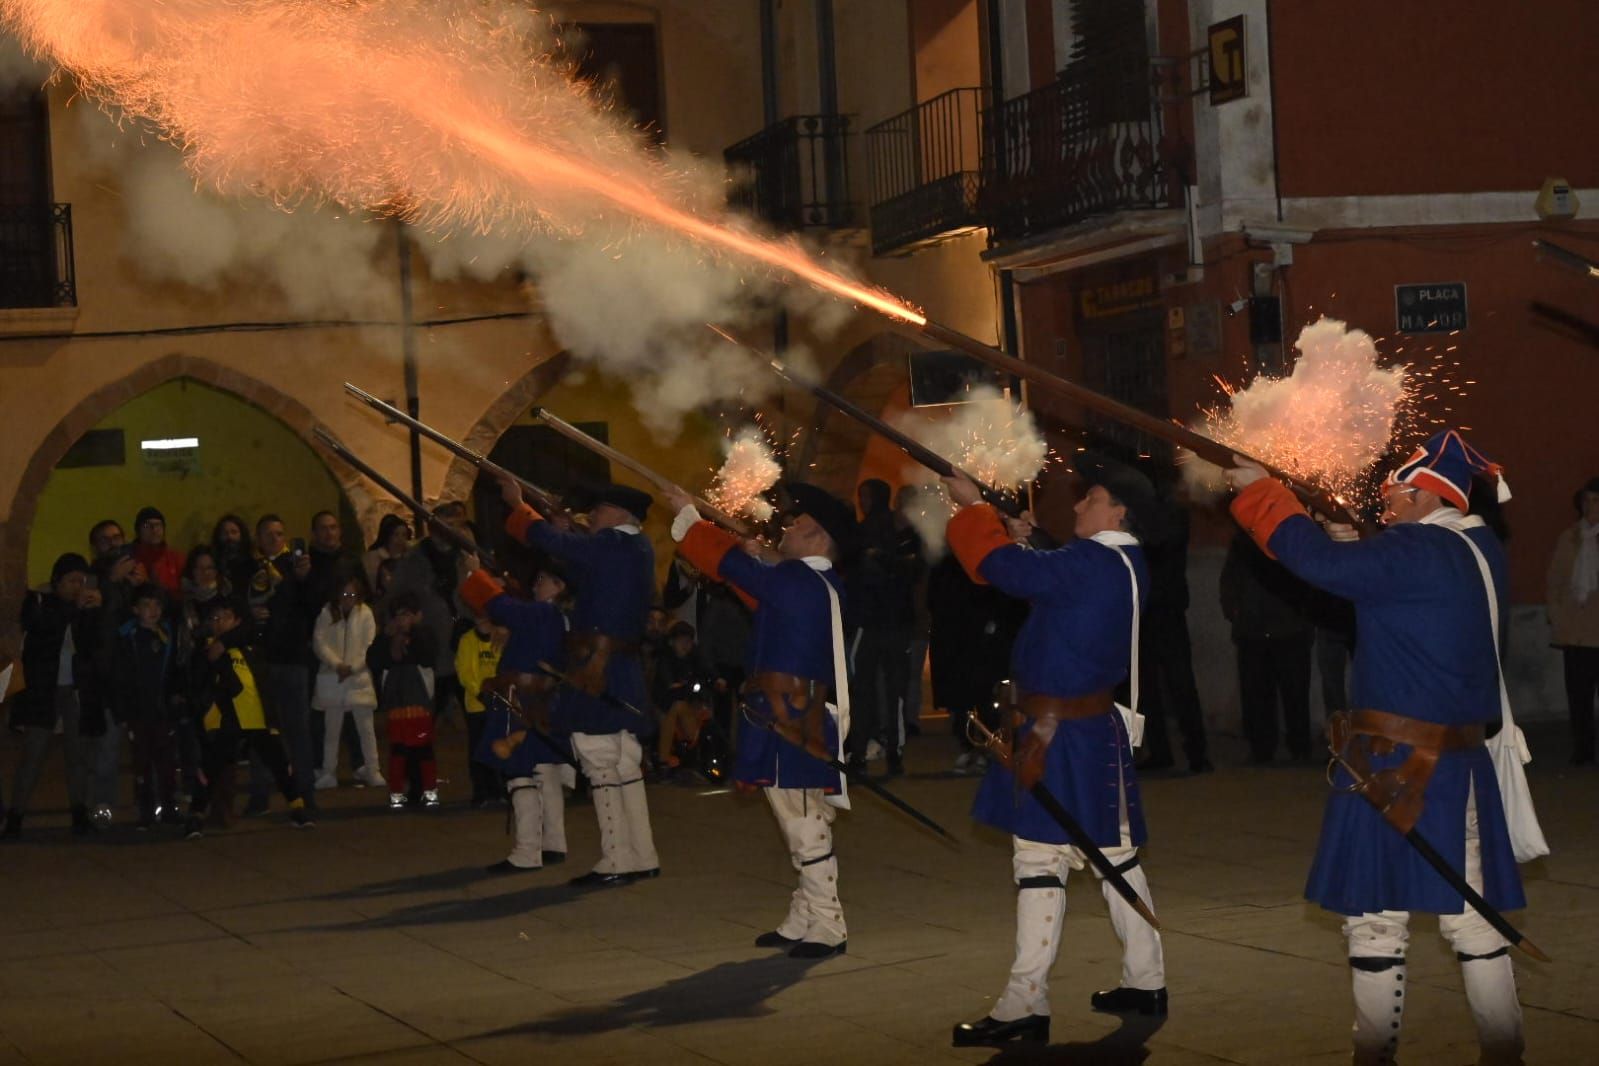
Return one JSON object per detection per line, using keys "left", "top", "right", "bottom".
{"left": 459, "top": 569, "right": 505, "bottom": 616}
{"left": 680, "top": 522, "right": 760, "bottom": 611}
{"left": 505, "top": 502, "right": 542, "bottom": 544}
{"left": 947, "top": 504, "right": 1011, "bottom": 585}
{"left": 1229, "top": 479, "right": 1308, "bottom": 559}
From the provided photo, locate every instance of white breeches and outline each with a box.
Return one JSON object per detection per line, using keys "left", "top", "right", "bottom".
{"left": 571, "top": 731, "right": 659, "bottom": 874}
{"left": 765, "top": 787, "right": 846, "bottom": 946}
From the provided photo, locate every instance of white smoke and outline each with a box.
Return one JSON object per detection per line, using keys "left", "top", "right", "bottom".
{"left": 893, "top": 386, "right": 1049, "bottom": 558}
{"left": 1186, "top": 316, "right": 1409, "bottom": 503}
{"left": 0, "top": 24, "right": 45, "bottom": 90}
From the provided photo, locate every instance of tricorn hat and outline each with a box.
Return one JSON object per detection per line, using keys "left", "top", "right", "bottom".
{"left": 781, "top": 481, "right": 857, "bottom": 559}
{"left": 590, "top": 483, "right": 653, "bottom": 523}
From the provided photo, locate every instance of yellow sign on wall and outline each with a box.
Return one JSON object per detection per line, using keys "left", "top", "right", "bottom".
{"left": 1209, "top": 16, "right": 1247, "bottom": 105}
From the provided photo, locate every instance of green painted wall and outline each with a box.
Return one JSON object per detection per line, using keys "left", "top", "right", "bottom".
{"left": 26, "top": 377, "right": 346, "bottom": 586}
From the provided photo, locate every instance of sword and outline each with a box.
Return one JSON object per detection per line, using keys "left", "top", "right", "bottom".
{"left": 482, "top": 687, "right": 582, "bottom": 773}
{"left": 967, "top": 716, "right": 1161, "bottom": 932}
{"left": 739, "top": 708, "right": 956, "bottom": 843}
{"left": 533, "top": 660, "right": 650, "bottom": 724}
{"left": 1326, "top": 732, "right": 1549, "bottom": 962}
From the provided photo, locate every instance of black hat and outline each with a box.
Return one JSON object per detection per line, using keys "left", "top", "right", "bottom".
{"left": 51, "top": 552, "right": 91, "bottom": 584}
{"left": 1073, "top": 451, "right": 1165, "bottom": 542}
{"left": 591, "top": 483, "right": 653, "bottom": 523}
{"left": 781, "top": 481, "right": 858, "bottom": 559}
{"left": 135, "top": 506, "right": 165, "bottom": 531}
{"left": 201, "top": 595, "right": 246, "bottom": 621}
{"left": 536, "top": 557, "right": 570, "bottom": 586}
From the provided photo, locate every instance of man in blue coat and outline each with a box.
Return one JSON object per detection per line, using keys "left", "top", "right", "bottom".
{"left": 665, "top": 481, "right": 855, "bottom": 960}
{"left": 460, "top": 560, "right": 572, "bottom": 874}
{"left": 1228, "top": 429, "right": 1526, "bottom": 1065}
{"left": 494, "top": 472, "right": 659, "bottom": 886}
{"left": 946, "top": 455, "right": 1167, "bottom": 1048}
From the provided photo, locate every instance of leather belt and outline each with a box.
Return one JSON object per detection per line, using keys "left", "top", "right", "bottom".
{"left": 564, "top": 630, "right": 639, "bottom": 696}
{"left": 1020, "top": 690, "right": 1115, "bottom": 722}
{"left": 743, "top": 671, "right": 831, "bottom": 762}
{"left": 1350, "top": 709, "right": 1484, "bottom": 753}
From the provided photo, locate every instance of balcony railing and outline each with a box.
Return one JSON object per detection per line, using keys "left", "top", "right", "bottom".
{"left": 980, "top": 53, "right": 1179, "bottom": 244}
{"left": 0, "top": 202, "right": 76, "bottom": 309}
{"left": 724, "top": 114, "right": 855, "bottom": 230}
{"left": 864, "top": 87, "right": 988, "bottom": 257}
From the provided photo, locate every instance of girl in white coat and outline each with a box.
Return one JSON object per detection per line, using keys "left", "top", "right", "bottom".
{"left": 312, "top": 577, "right": 384, "bottom": 789}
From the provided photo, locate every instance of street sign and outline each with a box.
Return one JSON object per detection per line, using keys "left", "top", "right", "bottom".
{"left": 1395, "top": 283, "right": 1468, "bottom": 333}
{"left": 1209, "top": 16, "right": 1247, "bottom": 104}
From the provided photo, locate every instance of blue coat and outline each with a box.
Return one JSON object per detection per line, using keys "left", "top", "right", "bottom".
{"left": 949, "top": 506, "right": 1149, "bottom": 847}
{"left": 473, "top": 594, "right": 570, "bottom": 772}
{"left": 679, "top": 523, "right": 844, "bottom": 792}
{"left": 520, "top": 519, "right": 655, "bottom": 736}
{"left": 1254, "top": 504, "right": 1525, "bottom": 916}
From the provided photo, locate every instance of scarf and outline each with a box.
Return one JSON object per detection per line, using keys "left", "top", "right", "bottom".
{"left": 1573, "top": 521, "right": 1599, "bottom": 606}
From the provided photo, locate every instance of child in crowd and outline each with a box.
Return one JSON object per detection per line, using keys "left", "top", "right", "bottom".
{"left": 312, "top": 574, "right": 384, "bottom": 790}
{"left": 185, "top": 598, "right": 312, "bottom": 837}
{"left": 112, "top": 585, "right": 182, "bottom": 829}
{"left": 653, "top": 621, "right": 714, "bottom": 774}
{"left": 455, "top": 611, "right": 507, "bottom": 807}
{"left": 461, "top": 560, "right": 572, "bottom": 873}
{"left": 367, "top": 591, "right": 439, "bottom": 809}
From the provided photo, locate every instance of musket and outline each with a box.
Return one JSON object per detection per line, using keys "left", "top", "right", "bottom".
{"left": 529, "top": 407, "right": 755, "bottom": 537}
{"left": 343, "top": 382, "right": 568, "bottom": 519}
{"left": 313, "top": 427, "right": 500, "bottom": 570}
{"left": 966, "top": 715, "right": 1161, "bottom": 932}
{"left": 1326, "top": 729, "right": 1549, "bottom": 962}
{"left": 707, "top": 324, "right": 1021, "bottom": 514}
{"left": 1533, "top": 238, "right": 1599, "bottom": 280}
{"left": 889, "top": 318, "right": 1372, "bottom": 533}
{"left": 738, "top": 708, "right": 956, "bottom": 843}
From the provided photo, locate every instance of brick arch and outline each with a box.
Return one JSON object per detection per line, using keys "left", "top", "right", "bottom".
{"left": 0, "top": 353, "right": 376, "bottom": 646}
{"left": 439, "top": 350, "right": 576, "bottom": 503}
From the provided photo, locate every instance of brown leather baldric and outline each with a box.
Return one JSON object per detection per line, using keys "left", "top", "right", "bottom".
{"left": 1331, "top": 709, "right": 1487, "bottom": 834}
{"left": 563, "top": 631, "right": 640, "bottom": 696}
{"left": 1005, "top": 689, "right": 1115, "bottom": 792}
{"left": 743, "top": 670, "right": 832, "bottom": 762}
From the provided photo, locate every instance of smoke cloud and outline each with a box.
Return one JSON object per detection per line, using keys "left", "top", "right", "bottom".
{"left": 1185, "top": 316, "right": 1409, "bottom": 504}
{"left": 894, "top": 386, "right": 1050, "bottom": 558}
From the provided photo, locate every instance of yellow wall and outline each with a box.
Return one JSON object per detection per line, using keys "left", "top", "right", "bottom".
{"left": 26, "top": 378, "right": 345, "bottom": 586}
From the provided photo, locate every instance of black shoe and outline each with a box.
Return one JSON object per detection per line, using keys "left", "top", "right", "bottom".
{"left": 541, "top": 850, "right": 567, "bottom": 865}
{"left": 754, "top": 930, "right": 800, "bottom": 949}
{"left": 71, "top": 805, "right": 93, "bottom": 836}
{"left": 183, "top": 817, "right": 204, "bottom": 840}
{"left": 1188, "top": 759, "right": 1215, "bottom": 775}
{"left": 485, "top": 860, "right": 538, "bottom": 875}
{"left": 789, "top": 940, "right": 846, "bottom": 959}
{"left": 951, "top": 1015, "right": 1049, "bottom": 1047}
{"left": 158, "top": 807, "right": 185, "bottom": 826}
{"left": 290, "top": 808, "right": 315, "bottom": 829}
{"left": 1, "top": 811, "right": 21, "bottom": 840}
{"left": 885, "top": 756, "right": 905, "bottom": 778}
{"left": 626, "top": 867, "right": 661, "bottom": 882}
{"left": 569, "top": 870, "right": 632, "bottom": 888}
{"left": 1090, "top": 986, "right": 1168, "bottom": 1016}
{"left": 241, "top": 797, "right": 270, "bottom": 818}
{"left": 844, "top": 758, "right": 868, "bottom": 781}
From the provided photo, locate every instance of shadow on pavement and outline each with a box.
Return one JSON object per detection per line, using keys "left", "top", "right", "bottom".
{"left": 315, "top": 864, "right": 498, "bottom": 900}
{"left": 981, "top": 1016, "right": 1166, "bottom": 1065}
{"left": 470, "top": 953, "right": 830, "bottom": 1037}
{"left": 312, "top": 881, "right": 586, "bottom": 931}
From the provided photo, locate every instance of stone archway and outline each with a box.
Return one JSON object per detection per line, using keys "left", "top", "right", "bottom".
{"left": 438, "top": 350, "right": 575, "bottom": 503}
{"left": 791, "top": 330, "right": 920, "bottom": 487}
{"left": 0, "top": 353, "right": 377, "bottom": 643}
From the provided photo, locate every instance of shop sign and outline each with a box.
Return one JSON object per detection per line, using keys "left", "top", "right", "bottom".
{"left": 1395, "top": 282, "right": 1467, "bottom": 333}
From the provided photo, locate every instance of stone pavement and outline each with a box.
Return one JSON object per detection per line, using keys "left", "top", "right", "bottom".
{"left": 0, "top": 724, "right": 1594, "bottom": 1065}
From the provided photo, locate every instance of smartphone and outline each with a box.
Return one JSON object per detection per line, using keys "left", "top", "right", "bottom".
{"left": 83, "top": 574, "right": 99, "bottom": 591}
{"left": 291, "top": 537, "right": 307, "bottom": 558}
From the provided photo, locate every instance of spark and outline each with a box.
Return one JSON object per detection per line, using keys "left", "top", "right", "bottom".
{"left": 705, "top": 426, "right": 781, "bottom": 522}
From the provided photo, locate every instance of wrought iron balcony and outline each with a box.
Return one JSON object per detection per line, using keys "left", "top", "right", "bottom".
{"left": 981, "top": 53, "right": 1180, "bottom": 244}
{"left": 0, "top": 202, "right": 76, "bottom": 309}
{"left": 724, "top": 114, "right": 855, "bottom": 230}
{"left": 865, "top": 87, "right": 988, "bottom": 257}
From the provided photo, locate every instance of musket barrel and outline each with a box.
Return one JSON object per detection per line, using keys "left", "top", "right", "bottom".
{"left": 530, "top": 408, "right": 754, "bottom": 536}
{"left": 900, "top": 320, "right": 1368, "bottom": 530}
